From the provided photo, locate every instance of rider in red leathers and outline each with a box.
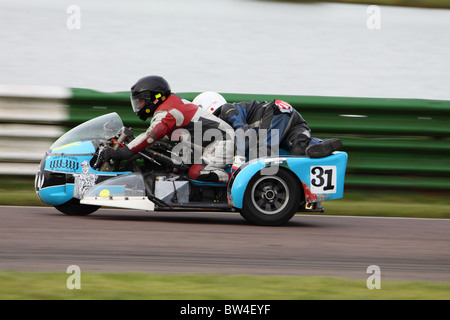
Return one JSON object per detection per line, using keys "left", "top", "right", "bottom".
{"left": 104, "top": 75, "right": 234, "bottom": 183}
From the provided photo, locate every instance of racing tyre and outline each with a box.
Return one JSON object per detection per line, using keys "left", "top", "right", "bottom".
{"left": 241, "top": 169, "right": 302, "bottom": 226}
{"left": 54, "top": 198, "right": 100, "bottom": 216}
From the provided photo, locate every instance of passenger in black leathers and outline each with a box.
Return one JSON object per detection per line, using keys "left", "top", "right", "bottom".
{"left": 193, "top": 92, "right": 342, "bottom": 167}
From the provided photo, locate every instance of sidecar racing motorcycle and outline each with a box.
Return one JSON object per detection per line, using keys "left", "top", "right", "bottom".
{"left": 35, "top": 112, "right": 348, "bottom": 225}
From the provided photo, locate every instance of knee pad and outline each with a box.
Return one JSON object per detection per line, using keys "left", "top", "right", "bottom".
{"left": 188, "top": 164, "right": 205, "bottom": 180}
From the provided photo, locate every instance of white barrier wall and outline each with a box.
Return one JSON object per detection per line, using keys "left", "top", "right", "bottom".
{"left": 0, "top": 85, "right": 71, "bottom": 175}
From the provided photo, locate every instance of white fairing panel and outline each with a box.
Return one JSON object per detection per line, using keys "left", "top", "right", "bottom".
{"left": 80, "top": 173, "right": 155, "bottom": 211}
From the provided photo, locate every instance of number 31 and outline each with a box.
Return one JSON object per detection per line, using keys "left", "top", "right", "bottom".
{"left": 311, "top": 166, "right": 335, "bottom": 191}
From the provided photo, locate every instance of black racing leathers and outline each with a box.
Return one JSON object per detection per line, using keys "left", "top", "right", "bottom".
{"left": 217, "top": 100, "right": 312, "bottom": 157}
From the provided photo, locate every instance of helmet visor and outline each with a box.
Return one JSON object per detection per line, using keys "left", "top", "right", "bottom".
{"left": 131, "top": 97, "right": 147, "bottom": 113}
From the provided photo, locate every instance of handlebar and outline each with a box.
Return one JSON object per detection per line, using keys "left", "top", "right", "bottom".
{"left": 93, "top": 136, "right": 188, "bottom": 171}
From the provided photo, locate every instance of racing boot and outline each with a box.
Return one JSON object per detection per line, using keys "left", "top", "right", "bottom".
{"left": 197, "top": 169, "right": 230, "bottom": 184}
{"left": 306, "top": 138, "right": 342, "bottom": 158}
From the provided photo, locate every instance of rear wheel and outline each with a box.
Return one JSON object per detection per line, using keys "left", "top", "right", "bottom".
{"left": 240, "top": 169, "right": 302, "bottom": 226}
{"left": 54, "top": 198, "right": 100, "bottom": 216}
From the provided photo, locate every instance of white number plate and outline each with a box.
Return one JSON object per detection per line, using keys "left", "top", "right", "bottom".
{"left": 310, "top": 166, "right": 337, "bottom": 194}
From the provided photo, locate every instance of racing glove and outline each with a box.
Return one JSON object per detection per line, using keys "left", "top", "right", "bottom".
{"left": 102, "top": 145, "right": 134, "bottom": 162}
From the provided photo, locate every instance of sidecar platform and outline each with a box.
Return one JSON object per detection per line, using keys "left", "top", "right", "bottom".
{"left": 81, "top": 195, "right": 156, "bottom": 211}
{"left": 80, "top": 173, "right": 156, "bottom": 211}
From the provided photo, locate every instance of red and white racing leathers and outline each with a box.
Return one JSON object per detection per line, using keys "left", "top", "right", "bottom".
{"left": 127, "top": 94, "right": 234, "bottom": 182}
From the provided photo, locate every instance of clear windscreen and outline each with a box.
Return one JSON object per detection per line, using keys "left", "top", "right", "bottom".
{"left": 50, "top": 112, "right": 123, "bottom": 150}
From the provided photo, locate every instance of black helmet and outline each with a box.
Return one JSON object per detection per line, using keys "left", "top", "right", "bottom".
{"left": 130, "top": 75, "right": 171, "bottom": 121}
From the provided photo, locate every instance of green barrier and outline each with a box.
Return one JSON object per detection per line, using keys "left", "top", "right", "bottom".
{"left": 67, "top": 88, "right": 450, "bottom": 190}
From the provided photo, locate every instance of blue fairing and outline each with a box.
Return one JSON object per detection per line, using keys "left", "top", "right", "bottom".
{"left": 228, "top": 152, "right": 348, "bottom": 209}
{"left": 36, "top": 140, "right": 131, "bottom": 206}
{"left": 44, "top": 141, "right": 124, "bottom": 175}
{"left": 38, "top": 184, "right": 75, "bottom": 206}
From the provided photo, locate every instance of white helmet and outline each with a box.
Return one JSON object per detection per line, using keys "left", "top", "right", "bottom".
{"left": 193, "top": 91, "right": 227, "bottom": 114}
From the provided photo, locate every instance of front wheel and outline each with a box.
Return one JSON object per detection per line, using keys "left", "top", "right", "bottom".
{"left": 240, "top": 169, "right": 302, "bottom": 226}
{"left": 54, "top": 198, "right": 100, "bottom": 216}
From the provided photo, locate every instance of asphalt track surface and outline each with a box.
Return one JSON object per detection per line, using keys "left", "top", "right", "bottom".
{"left": 0, "top": 206, "right": 449, "bottom": 282}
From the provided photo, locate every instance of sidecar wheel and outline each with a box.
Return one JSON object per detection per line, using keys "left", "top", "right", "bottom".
{"left": 240, "top": 169, "right": 302, "bottom": 226}
{"left": 54, "top": 198, "right": 100, "bottom": 216}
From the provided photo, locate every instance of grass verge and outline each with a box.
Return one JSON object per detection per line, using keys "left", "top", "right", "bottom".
{"left": 0, "top": 271, "right": 449, "bottom": 300}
